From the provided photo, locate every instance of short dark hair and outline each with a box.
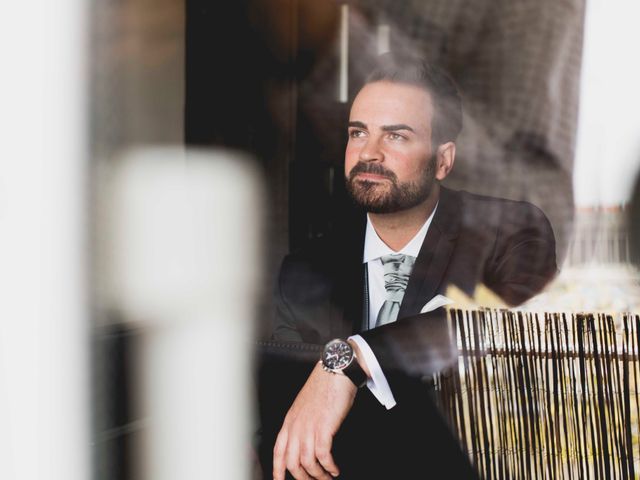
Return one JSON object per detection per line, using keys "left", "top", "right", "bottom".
{"left": 365, "top": 53, "right": 463, "bottom": 147}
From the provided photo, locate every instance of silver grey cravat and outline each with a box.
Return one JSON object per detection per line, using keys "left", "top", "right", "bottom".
{"left": 375, "top": 254, "right": 416, "bottom": 327}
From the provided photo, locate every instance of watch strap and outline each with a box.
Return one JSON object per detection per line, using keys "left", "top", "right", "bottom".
{"left": 343, "top": 355, "right": 368, "bottom": 388}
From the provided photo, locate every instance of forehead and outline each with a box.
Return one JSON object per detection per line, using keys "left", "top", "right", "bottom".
{"left": 349, "top": 81, "right": 433, "bottom": 132}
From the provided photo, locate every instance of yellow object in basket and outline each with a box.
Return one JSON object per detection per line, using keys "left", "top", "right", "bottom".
{"left": 444, "top": 283, "right": 506, "bottom": 309}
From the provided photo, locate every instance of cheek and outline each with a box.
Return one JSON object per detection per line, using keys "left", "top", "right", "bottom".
{"left": 344, "top": 144, "right": 359, "bottom": 173}
{"left": 393, "top": 150, "right": 430, "bottom": 179}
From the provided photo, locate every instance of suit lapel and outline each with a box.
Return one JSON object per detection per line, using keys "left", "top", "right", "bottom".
{"left": 398, "top": 187, "right": 462, "bottom": 319}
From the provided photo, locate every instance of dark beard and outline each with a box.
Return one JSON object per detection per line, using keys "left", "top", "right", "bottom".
{"left": 345, "top": 158, "right": 436, "bottom": 214}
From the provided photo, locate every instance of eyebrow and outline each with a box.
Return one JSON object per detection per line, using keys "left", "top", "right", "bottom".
{"left": 381, "top": 124, "right": 415, "bottom": 133}
{"left": 347, "top": 121, "right": 415, "bottom": 133}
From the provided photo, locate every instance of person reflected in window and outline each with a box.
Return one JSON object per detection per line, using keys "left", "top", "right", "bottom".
{"left": 266, "top": 53, "right": 557, "bottom": 480}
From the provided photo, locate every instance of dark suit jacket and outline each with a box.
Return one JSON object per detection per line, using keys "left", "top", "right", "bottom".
{"left": 258, "top": 187, "right": 556, "bottom": 478}
{"left": 272, "top": 187, "right": 556, "bottom": 382}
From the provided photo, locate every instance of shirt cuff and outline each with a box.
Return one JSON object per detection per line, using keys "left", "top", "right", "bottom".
{"left": 348, "top": 334, "right": 397, "bottom": 410}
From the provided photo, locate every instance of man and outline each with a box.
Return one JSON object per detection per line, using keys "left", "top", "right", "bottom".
{"left": 262, "top": 54, "right": 557, "bottom": 479}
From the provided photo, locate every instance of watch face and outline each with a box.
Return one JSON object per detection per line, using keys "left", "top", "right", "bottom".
{"left": 322, "top": 339, "right": 353, "bottom": 370}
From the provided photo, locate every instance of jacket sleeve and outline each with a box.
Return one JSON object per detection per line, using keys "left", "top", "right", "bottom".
{"left": 269, "top": 247, "right": 335, "bottom": 346}
{"left": 271, "top": 254, "right": 305, "bottom": 342}
{"left": 483, "top": 201, "right": 558, "bottom": 306}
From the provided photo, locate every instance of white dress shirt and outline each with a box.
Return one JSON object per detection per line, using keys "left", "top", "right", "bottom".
{"left": 349, "top": 206, "right": 437, "bottom": 409}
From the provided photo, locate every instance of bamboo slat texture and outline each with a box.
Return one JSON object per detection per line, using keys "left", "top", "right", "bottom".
{"left": 435, "top": 309, "right": 640, "bottom": 480}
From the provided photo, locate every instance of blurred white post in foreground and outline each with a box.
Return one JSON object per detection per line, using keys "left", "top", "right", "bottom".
{"left": 0, "top": 1, "right": 89, "bottom": 480}
{"left": 102, "top": 147, "right": 262, "bottom": 480}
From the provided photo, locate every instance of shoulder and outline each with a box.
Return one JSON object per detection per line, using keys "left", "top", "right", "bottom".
{"left": 444, "top": 188, "right": 553, "bottom": 233}
{"left": 455, "top": 188, "right": 549, "bottom": 217}
{"left": 278, "top": 214, "right": 366, "bottom": 281}
{"left": 278, "top": 236, "right": 333, "bottom": 288}
{"left": 444, "top": 189, "right": 557, "bottom": 304}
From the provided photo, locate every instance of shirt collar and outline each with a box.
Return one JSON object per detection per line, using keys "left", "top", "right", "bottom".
{"left": 363, "top": 203, "right": 438, "bottom": 263}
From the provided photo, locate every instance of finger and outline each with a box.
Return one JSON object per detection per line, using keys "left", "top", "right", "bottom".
{"left": 285, "top": 441, "right": 313, "bottom": 480}
{"left": 273, "top": 430, "right": 289, "bottom": 480}
{"left": 288, "top": 464, "right": 313, "bottom": 480}
{"left": 316, "top": 432, "right": 340, "bottom": 478}
{"left": 300, "top": 438, "right": 332, "bottom": 480}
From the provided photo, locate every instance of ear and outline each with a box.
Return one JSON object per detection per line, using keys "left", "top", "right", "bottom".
{"left": 434, "top": 142, "right": 455, "bottom": 181}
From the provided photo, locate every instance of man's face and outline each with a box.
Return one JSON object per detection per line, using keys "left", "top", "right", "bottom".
{"left": 345, "top": 81, "right": 437, "bottom": 214}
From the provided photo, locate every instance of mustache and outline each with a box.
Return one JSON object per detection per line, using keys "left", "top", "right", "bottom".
{"left": 348, "top": 162, "right": 397, "bottom": 182}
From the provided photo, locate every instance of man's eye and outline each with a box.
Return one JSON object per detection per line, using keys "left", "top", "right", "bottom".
{"left": 349, "top": 130, "right": 365, "bottom": 138}
{"left": 388, "top": 132, "right": 405, "bottom": 141}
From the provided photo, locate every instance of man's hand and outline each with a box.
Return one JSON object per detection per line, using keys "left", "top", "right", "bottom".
{"left": 273, "top": 362, "right": 357, "bottom": 480}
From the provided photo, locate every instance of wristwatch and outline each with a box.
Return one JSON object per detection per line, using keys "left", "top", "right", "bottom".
{"left": 321, "top": 338, "right": 367, "bottom": 388}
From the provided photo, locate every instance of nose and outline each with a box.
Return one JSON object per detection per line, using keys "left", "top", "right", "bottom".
{"left": 359, "top": 137, "right": 383, "bottom": 163}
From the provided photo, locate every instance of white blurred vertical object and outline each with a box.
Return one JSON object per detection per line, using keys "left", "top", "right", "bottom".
{"left": 574, "top": 0, "right": 640, "bottom": 206}
{"left": 377, "top": 23, "right": 391, "bottom": 54}
{"left": 102, "top": 147, "right": 262, "bottom": 480}
{"left": 0, "top": 1, "right": 89, "bottom": 480}
{"left": 338, "top": 4, "right": 349, "bottom": 103}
